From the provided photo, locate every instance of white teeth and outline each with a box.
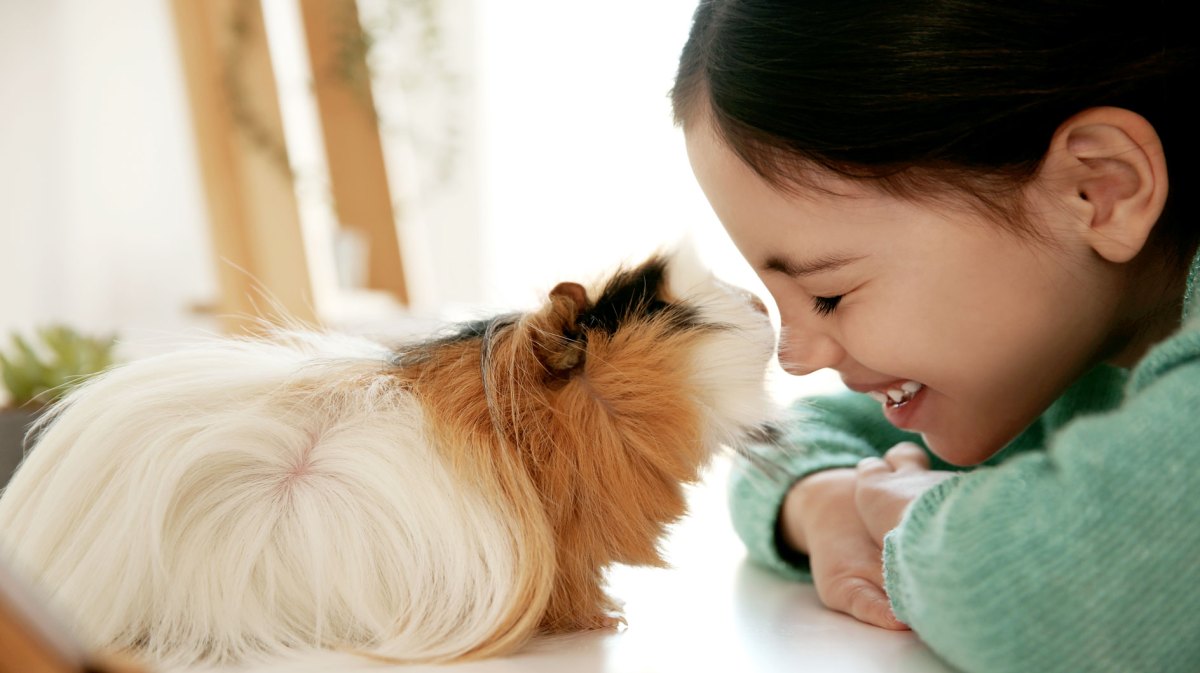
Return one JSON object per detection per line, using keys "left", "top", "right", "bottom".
{"left": 866, "top": 381, "right": 925, "bottom": 408}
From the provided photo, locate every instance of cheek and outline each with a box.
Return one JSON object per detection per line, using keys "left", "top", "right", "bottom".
{"left": 833, "top": 292, "right": 932, "bottom": 375}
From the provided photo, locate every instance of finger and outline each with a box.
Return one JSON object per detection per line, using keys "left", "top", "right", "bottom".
{"left": 883, "top": 442, "right": 930, "bottom": 472}
{"left": 856, "top": 456, "right": 891, "bottom": 478}
{"left": 820, "top": 575, "right": 910, "bottom": 631}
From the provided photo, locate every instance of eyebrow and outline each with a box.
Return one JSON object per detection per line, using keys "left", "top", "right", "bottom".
{"left": 762, "top": 253, "right": 864, "bottom": 278}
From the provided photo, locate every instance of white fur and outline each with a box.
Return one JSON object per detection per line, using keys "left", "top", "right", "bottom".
{"left": 665, "top": 244, "right": 781, "bottom": 446}
{"left": 0, "top": 332, "right": 520, "bottom": 665}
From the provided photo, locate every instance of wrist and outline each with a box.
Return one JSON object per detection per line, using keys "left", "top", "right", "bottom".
{"left": 779, "top": 467, "right": 857, "bottom": 556}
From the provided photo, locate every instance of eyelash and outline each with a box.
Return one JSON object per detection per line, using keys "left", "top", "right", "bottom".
{"left": 811, "top": 295, "right": 843, "bottom": 317}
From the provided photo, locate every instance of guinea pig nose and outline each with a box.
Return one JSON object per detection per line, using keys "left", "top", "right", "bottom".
{"left": 716, "top": 278, "right": 770, "bottom": 315}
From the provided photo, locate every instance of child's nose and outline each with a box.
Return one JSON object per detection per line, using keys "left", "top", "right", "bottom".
{"left": 777, "top": 326, "right": 847, "bottom": 376}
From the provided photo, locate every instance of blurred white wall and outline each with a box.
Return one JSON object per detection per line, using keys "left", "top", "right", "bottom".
{"left": 475, "top": 1, "right": 756, "bottom": 309}
{"left": 0, "top": 0, "right": 217, "bottom": 351}
{"left": 0, "top": 1, "right": 735, "bottom": 335}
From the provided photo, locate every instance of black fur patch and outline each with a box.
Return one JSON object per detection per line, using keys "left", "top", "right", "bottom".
{"left": 389, "top": 313, "right": 519, "bottom": 367}
{"left": 577, "top": 257, "right": 700, "bottom": 334}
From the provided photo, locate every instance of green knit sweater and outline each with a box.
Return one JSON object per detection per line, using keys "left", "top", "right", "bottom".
{"left": 728, "top": 248, "right": 1200, "bottom": 673}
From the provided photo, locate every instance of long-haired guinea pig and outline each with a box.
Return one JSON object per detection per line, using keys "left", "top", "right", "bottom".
{"left": 0, "top": 250, "right": 777, "bottom": 666}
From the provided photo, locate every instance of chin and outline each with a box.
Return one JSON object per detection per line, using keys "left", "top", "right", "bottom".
{"left": 921, "top": 430, "right": 1008, "bottom": 468}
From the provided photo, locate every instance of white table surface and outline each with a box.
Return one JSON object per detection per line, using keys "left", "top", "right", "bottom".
{"left": 177, "top": 456, "right": 953, "bottom": 673}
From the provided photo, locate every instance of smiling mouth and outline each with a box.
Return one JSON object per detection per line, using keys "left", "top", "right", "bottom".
{"left": 867, "top": 381, "right": 924, "bottom": 409}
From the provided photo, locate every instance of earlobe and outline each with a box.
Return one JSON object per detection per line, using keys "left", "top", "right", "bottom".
{"left": 1045, "top": 107, "right": 1168, "bottom": 263}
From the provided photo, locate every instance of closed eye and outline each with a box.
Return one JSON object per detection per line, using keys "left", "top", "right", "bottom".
{"left": 811, "top": 295, "right": 843, "bottom": 317}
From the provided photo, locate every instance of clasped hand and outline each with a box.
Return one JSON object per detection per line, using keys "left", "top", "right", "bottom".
{"left": 782, "top": 443, "right": 957, "bottom": 630}
{"left": 855, "top": 442, "right": 958, "bottom": 548}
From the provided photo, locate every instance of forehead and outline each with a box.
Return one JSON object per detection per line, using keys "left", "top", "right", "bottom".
{"left": 684, "top": 116, "right": 862, "bottom": 195}
{"left": 684, "top": 121, "right": 895, "bottom": 259}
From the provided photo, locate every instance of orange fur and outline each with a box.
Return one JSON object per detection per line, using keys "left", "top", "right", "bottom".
{"left": 388, "top": 336, "right": 556, "bottom": 661}
{"left": 389, "top": 284, "right": 713, "bottom": 655}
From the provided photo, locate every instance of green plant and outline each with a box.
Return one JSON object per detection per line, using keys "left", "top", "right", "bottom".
{"left": 0, "top": 326, "right": 118, "bottom": 409}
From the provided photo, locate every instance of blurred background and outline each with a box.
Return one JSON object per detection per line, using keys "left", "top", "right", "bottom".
{"left": 0, "top": 0, "right": 840, "bottom": 398}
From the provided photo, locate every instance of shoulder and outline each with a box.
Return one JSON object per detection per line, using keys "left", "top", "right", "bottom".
{"left": 1129, "top": 314, "right": 1200, "bottom": 394}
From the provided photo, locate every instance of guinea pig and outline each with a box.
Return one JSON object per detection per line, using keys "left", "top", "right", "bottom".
{"left": 0, "top": 250, "right": 777, "bottom": 667}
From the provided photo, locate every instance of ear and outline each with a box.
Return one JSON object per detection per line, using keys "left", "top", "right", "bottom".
{"left": 1040, "top": 106, "right": 1168, "bottom": 263}
{"left": 549, "top": 281, "right": 588, "bottom": 314}
{"left": 533, "top": 282, "right": 589, "bottom": 377}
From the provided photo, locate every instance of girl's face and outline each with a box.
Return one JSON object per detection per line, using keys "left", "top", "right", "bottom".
{"left": 686, "top": 123, "right": 1126, "bottom": 465}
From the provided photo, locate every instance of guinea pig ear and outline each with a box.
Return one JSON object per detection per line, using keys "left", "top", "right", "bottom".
{"left": 550, "top": 281, "right": 588, "bottom": 315}
{"left": 533, "top": 282, "right": 589, "bottom": 378}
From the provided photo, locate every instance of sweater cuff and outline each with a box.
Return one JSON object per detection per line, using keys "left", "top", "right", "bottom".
{"left": 881, "top": 473, "right": 964, "bottom": 624}
{"left": 727, "top": 446, "right": 871, "bottom": 582}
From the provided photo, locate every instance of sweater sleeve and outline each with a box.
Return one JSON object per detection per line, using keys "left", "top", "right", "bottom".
{"left": 884, "top": 328, "right": 1200, "bottom": 673}
{"left": 727, "top": 363, "right": 1126, "bottom": 582}
{"left": 727, "top": 391, "right": 924, "bottom": 580}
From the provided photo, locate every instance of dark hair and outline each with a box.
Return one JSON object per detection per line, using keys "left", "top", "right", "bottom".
{"left": 672, "top": 0, "right": 1196, "bottom": 250}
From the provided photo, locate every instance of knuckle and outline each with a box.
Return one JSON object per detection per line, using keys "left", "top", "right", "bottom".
{"left": 856, "top": 456, "right": 887, "bottom": 473}
{"left": 841, "top": 576, "right": 878, "bottom": 603}
{"left": 887, "top": 442, "right": 922, "bottom": 457}
{"left": 820, "top": 574, "right": 880, "bottom": 613}
{"left": 886, "top": 442, "right": 930, "bottom": 467}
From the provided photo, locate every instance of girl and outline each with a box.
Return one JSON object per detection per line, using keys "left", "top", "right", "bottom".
{"left": 671, "top": 1, "right": 1197, "bottom": 671}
